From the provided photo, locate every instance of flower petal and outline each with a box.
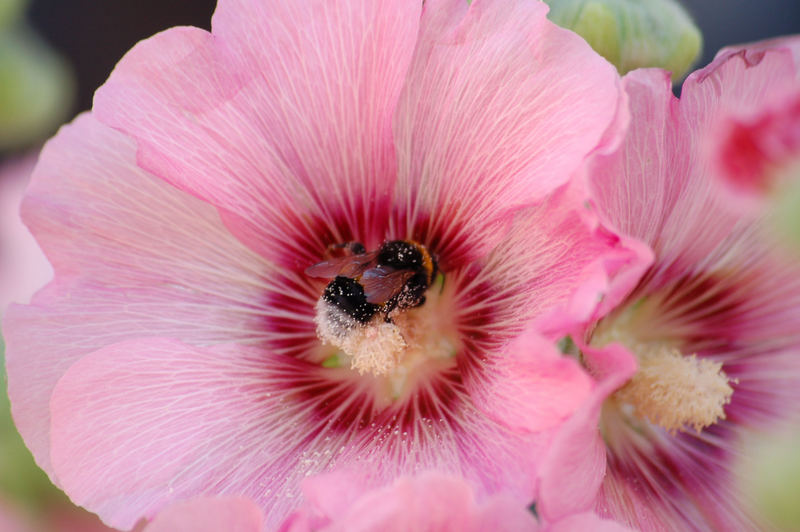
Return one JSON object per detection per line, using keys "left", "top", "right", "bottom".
{"left": 711, "top": 86, "right": 800, "bottom": 202}
{"left": 49, "top": 339, "right": 323, "bottom": 529}
{"left": 392, "top": 0, "right": 625, "bottom": 263}
{"left": 714, "top": 35, "right": 800, "bottom": 74}
{"left": 0, "top": 499, "right": 36, "bottom": 532}
{"left": 293, "top": 471, "right": 539, "bottom": 532}
{"left": 453, "top": 179, "right": 650, "bottom": 361}
{"left": 585, "top": 68, "right": 680, "bottom": 251}
{"left": 536, "top": 342, "right": 636, "bottom": 522}
{"left": 0, "top": 154, "right": 52, "bottom": 314}
{"left": 95, "top": 0, "right": 422, "bottom": 265}
{"left": 469, "top": 327, "right": 593, "bottom": 433}
{"left": 297, "top": 469, "right": 366, "bottom": 525}
{"left": 48, "top": 337, "right": 545, "bottom": 530}
{"left": 2, "top": 114, "right": 276, "bottom": 476}
{"left": 590, "top": 46, "right": 799, "bottom": 266}
{"left": 532, "top": 179, "right": 653, "bottom": 335}
{"left": 144, "top": 497, "right": 263, "bottom": 532}
{"left": 547, "top": 512, "right": 634, "bottom": 532}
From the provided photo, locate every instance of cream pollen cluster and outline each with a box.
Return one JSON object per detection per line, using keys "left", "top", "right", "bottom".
{"left": 592, "top": 302, "right": 734, "bottom": 434}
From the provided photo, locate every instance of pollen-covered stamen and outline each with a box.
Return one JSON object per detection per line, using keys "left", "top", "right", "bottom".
{"left": 593, "top": 302, "right": 735, "bottom": 433}
{"left": 614, "top": 342, "right": 733, "bottom": 433}
{"left": 315, "top": 300, "right": 407, "bottom": 375}
{"left": 314, "top": 273, "right": 459, "bottom": 393}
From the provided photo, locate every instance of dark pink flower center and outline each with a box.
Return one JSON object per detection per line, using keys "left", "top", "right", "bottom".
{"left": 259, "top": 213, "right": 509, "bottom": 440}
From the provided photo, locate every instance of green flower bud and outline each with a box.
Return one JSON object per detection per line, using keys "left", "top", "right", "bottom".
{"left": 544, "top": 0, "right": 702, "bottom": 81}
{"left": 0, "top": 0, "right": 27, "bottom": 31}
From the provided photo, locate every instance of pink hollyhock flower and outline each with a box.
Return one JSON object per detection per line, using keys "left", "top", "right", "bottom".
{"left": 3, "top": 0, "right": 642, "bottom": 529}
{"left": 531, "top": 37, "right": 800, "bottom": 530}
{"left": 0, "top": 155, "right": 52, "bottom": 315}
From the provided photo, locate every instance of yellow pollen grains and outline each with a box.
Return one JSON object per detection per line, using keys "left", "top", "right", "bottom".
{"left": 593, "top": 302, "right": 735, "bottom": 433}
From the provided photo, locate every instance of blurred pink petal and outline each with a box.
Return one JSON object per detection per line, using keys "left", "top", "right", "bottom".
{"left": 0, "top": 499, "right": 35, "bottom": 532}
{"left": 545, "top": 512, "right": 634, "bottom": 532}
{"left": 712, "top": 87, "right": 800, "bottom": 198}
{"left": 283, "top": 470, "right": 538, "bottom": 532}
{"left": 0, "top": 497, "right": 116, "bottom": 532}
{"left": 0, "top": 155, "right": 52, "bottom": 315}
{"left": 144, "top": 497, "right": 262, "bottom": 532}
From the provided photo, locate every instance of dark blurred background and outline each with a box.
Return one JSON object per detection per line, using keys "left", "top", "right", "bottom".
{"left": 686, "top": 0, "right": 800, "bottom": 62}
{"left": 29, "top": 0, "right": 216, "bottom": 116}
{"left": 24, "top": 0, "right": 800, "bottom": 122}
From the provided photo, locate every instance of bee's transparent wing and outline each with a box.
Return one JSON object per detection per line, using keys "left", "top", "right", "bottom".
{"left": 361, "top": 268, "right": 416, "bottom": 304}
{"left": 304, "top": 250, "right": 379, "bottom": 278}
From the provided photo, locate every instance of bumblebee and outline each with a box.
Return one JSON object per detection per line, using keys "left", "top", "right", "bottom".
{"left": 306, "top": 240, "right": 438, "bottom": 327}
